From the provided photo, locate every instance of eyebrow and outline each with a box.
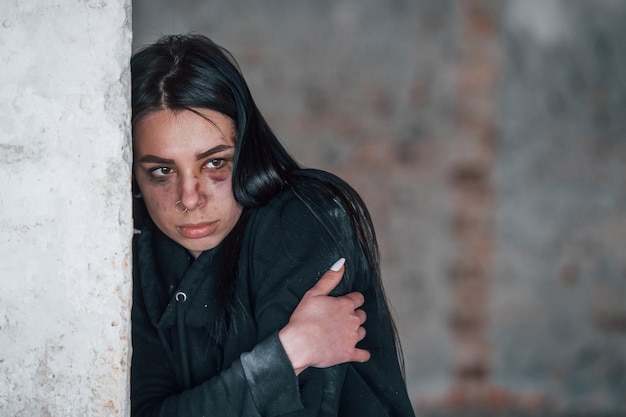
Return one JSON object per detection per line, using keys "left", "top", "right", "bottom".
{"left": 195, "top": 144, "right": 234, "bottom": 160}
{"left": 138, "top": 155, "right": 175, "bottom": 164}
{"left": 138, "top": 144, "right": 235, "bottom": 164}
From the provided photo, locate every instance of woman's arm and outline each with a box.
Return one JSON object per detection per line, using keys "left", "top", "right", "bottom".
{"left": 279, "top": 259, "right": 369, "bottom": 375}
{"left": 241, "top": 187, "right": 369, "bottom": 416}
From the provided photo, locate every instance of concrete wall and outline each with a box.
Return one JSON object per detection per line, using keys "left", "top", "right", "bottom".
{"left": 0, "top": 1, "right": 132, "bottom": 416}
{"left": 133, "top": 1, "right": 626, "bottom": 415}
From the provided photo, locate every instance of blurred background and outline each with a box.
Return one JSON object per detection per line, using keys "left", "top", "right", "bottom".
{"left": 133, "top": 1, "right": 626, "bottom": 415}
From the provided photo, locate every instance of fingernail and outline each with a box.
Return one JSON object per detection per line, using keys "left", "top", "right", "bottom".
{"left": 330, "top": 258, "right": 346, "bottom": 271}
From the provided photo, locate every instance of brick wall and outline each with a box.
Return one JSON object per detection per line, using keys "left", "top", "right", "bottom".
{"left": 133, "top": 1, "right": 626, "bottom": 415}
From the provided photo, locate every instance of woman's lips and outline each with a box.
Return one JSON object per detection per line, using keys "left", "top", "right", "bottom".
{"left": 177, "top": 221, "right": 218, "bottom": 239}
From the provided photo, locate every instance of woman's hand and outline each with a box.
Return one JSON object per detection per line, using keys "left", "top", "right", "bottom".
{"left": 278, "top": 259, "right": 371, "bottom": 375}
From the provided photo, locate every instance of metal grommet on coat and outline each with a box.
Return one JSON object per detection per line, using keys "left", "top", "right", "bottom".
{"left": 175, "top": 291, "right": 187, "bottom": 302}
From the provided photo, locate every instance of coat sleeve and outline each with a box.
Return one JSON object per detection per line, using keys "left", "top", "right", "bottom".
{"left": 244, "top": 187, "right": 417, "bottom": 417}
{"left": 240, "top": 189, "right": 362, "bottom": 416}
{"left": 131, "top": 247, "right": 303, "bottom": 417}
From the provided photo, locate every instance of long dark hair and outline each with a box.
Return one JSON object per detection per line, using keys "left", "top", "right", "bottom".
{"left": 131, "top": 34, "right": 403, "bottom": 368}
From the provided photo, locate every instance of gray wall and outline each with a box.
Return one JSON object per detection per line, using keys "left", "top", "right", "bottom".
{"left": 133, "top": 0, "right": 626, "bottom": 415}
{"left": 493, "top": 0, "right": 626, "bottom": 411}
{"left": 0, "top": 1, "right": 132, "bottom": 415}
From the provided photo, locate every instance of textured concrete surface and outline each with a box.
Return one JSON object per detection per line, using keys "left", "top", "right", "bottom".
{"left": 0, "top": 1, "right": 132, "bottom": 416}
{"left": 132, "top": 1, "right": 626, "bottom": 415}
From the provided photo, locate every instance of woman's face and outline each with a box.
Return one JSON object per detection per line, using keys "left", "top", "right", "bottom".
{"left": 133, "top": 108, "right": 243, "bottom": 258}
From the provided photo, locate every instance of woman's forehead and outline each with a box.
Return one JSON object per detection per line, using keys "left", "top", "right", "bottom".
{"left": 133, "top": 108, "right": 236, "bottom": 152}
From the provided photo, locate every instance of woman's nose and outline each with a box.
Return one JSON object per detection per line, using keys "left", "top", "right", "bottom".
{"left": 179, "top": 175, "right": 207, "bottom": 211}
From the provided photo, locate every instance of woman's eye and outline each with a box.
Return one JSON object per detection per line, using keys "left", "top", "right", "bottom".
{"left": 206, "top": 159, "right": 225, "bottom": 169}
{"left": 151, "top": 167, "right": 174, "bottom": 177}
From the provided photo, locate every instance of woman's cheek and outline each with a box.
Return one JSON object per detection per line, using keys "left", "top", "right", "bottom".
{"left": 144, "top": 189, "right": 170, "bottom": 213}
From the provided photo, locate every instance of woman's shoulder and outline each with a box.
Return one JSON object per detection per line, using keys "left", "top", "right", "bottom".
{"left": 240, "top": 169, "right": 369, "bottom": 295}
{"left": 263, "top": 170, "right": 352, "bottom": 223}
{"left": 245, "top": 169, "right": 358, "bottom": 241}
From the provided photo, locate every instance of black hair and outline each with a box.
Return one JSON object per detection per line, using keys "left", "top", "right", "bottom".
{"left": 131, "top": 34, "right": 403, "bottom": 370}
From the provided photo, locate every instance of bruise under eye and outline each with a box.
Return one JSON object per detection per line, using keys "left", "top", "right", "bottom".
{"left": 205, "top": 159, "right": 233, "bottom": 181}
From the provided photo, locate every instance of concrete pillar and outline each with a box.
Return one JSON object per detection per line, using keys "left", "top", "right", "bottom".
{"left": 0, "top": 1, "right": 132, "bottom": 416}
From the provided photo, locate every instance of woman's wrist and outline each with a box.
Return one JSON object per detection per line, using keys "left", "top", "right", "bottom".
{"left": 278, "top": 325, "right": 309, "bottom": 375}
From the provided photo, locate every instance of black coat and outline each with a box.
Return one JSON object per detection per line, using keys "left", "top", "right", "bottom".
{"left": 131, "top": 180, "right": 416, "bottom": 416}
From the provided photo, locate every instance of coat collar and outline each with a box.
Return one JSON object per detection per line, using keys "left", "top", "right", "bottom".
{"left": 136, "top": 224, "right": 222, "bottom": 330}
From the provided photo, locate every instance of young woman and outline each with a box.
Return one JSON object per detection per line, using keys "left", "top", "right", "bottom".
{"left": 131, "top": 34, "right": 415, "bottom": 416}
